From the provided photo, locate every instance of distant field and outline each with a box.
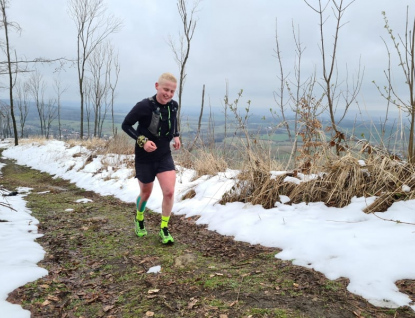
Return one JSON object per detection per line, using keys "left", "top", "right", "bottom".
{"left": 17, "top": 104, "right": 407, "bottom": 159}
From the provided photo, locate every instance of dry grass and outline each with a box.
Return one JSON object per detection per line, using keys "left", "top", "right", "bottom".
{"left": 363, "top": 155, "right": 415, "bottom": 212}
{"left": 220, "top": 149, "right": 290, "bottom": 209}
{"left": 102, "top": 134, "right": 135, "bottom": 155}
{"left": 19, "top": 136, "right": 49, "bottom": 145}
{"left": 220, "top": 147, "right": 415, "bottom": 212}
{"left": 291, "top": 154, "right": 370, "bottom": 207}
{"left": 66, "top": 134, "right": 134, "bottom": 155}
{"left": 193, "top": 151, "right": 227, "bottom": 178}
{"left": 175, "top": 147, "right": 228, "bottom": 179}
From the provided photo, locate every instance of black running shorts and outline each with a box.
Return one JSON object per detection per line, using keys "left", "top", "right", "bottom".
{"left": 135, "top": 155, "right": 175, "bottom": 183}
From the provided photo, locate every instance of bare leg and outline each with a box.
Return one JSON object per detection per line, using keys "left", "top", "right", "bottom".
{"left": 156, "top": 170, "right": 176, "bottom": 217}
{"left": 138, "top": 180, "right": 154, "bottom": 203}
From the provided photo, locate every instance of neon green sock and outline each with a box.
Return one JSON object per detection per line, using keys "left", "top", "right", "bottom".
{"left": 136, "top": 196, "right": 147, "bottom": 221}
{"left": 136, "top": 211, "right": 144, "bottom": 222}
{"left": 161, "top": 215, "right": 170, "bottom": 228}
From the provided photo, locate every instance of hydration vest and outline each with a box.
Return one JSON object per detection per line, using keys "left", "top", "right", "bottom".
{"left": 147, "top": 97, "right": 178, "bottom": 138}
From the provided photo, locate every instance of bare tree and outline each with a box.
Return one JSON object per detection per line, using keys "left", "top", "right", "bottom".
{"left": 97, "top": 100, "right": 109, "bottom": 137}
{"left": 15, "top": 81, "right": 29, "bottom": 137}
{"left": 272, "top": 19, "right": 325, "bottom": 169}
{"left": 44, "top": 98, "right": 58, "bottom": 139}
{"left": 0, "top": 0, "right": 65, "bottom": 144}
{"left": 377, "top": 8, "right": 415, "bottom": 163}
{"left": 27, "top": 70, "right": 46, "bottom": 136}
{"left": 27, "top": 73, "right": 57, "bottom": 139}
{"left": 222, "top": 82, "right": 228, "bottom": 156}
{"left": 304, "top": 0, "right": 363, "bottom": 154}
{"left": 53, "top": 78, "right": 69, "bottom": 140}
{"left": 0, "top": 101, "right": 11, "bottom": 137}
{"left": 68, "top": 0, "right": 122, "bottom": 139}
{"left": 0, "top": 0, "right": 20, "bottom": 145}
{"left": 187, "top": 84, "right": 205, "bottom": 152}
{"left": 272, "top": 18, "right": 292, "bottom": 141}
{"left": 107, "top": 46, "right": 120, "bottom": 137}
{"left": 85, "top": 79, "right": 93, "bottom": 138}
{"left": 168, "top": 0, "right": 201, "bottom": 131}
{"left": 88, "top": 42, "right": 115, "bottom": 138}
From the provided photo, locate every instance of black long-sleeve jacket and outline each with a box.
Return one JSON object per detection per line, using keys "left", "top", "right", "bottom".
{"left": 121, "top": 95, "right": 179, "bottom": 163}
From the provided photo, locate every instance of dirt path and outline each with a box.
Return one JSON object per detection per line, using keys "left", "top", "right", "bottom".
{"left": 2, "top": 155, "right": 414, "bottom": 318}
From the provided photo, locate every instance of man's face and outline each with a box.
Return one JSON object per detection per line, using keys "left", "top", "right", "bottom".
{"left": 155, "top": 79, "right": 177, "bottom": 105}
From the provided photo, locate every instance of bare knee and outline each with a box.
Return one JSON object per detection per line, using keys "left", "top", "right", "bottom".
{"left": 139, "top": 182, "right": 153, "bottom": 200}
{"left": 163, "top": 188, "right": 175, "bottom": 200}
{"left": 140, "top": 191, "right": 151, "bottom": 201}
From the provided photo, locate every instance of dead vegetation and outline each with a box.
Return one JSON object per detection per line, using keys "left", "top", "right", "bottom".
{"left": 219, "top": 151, "right": 415, "bottom": 213}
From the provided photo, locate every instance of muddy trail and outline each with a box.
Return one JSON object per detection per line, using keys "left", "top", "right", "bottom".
{"left": 1, "top": 155, "right": 414, "bottom": 318}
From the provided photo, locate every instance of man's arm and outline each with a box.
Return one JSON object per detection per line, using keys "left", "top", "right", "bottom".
{"left": 122, "top": 104, "right": 140, "bottom": 140}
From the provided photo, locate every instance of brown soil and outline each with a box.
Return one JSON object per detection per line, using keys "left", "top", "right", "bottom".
{"left": 2, "top": 155, "right": 415, "bottom": 318}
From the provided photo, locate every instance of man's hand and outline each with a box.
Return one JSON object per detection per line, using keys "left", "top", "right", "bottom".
{"left": 143, "top": 140, "right": 157, "bottom": 152}
{"left": 173, "top": 136, "right": 181, "bottom": 150}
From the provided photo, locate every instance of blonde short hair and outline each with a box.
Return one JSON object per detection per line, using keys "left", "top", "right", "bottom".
{"left": 158, "top": 72, "right": 177, "bottom": 84}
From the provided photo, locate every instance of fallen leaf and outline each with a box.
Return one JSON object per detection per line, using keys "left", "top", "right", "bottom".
{"left": 103, "top": 305, "right": 114, "bottom": 312}
{"left": 42, "top": 300, "right": 51, "bottom": 306}
{"left": 85, "top": 294, "right": 99, "bottom": 303}
{"left": 188, "top": 298, "right": 198, "bottom": 309}
{"left": 39, "top": 284, "right": 50, "bottom": 289}
{"left": 148, "top": 289, "right": 160, "bottom": 294}
{"left": 219, "top": 315, "right": 228, "bottom": 318}
{"left": 146, "top": 295, "right": 158, "bottom": 299}
{"left": 47, "top": 295, "right": 60, "bottom": 302}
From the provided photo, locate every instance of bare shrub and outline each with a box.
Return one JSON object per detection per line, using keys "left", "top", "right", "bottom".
{"left": 363, "top": 155, "right": 415, "bottom": 212}
{"left": 220, "top": 147, "right": 289, "bottom": 209}
{"left": 290, "top": 154, "right": 368, "bottom": 207}
{"left": 220, "top": 142, "right": 415, "bottom": 212}
{"left": 221, "top": 170, "right": 296, "bottom": 209}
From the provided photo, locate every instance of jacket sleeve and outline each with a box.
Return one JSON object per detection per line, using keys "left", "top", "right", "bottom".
{"left": 122, "top": 103, "right": 140, "bottom": 140}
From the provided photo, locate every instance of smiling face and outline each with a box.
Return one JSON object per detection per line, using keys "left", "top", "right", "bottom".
{"left": 155, "top": 79, "right": 177, "bottom": 105}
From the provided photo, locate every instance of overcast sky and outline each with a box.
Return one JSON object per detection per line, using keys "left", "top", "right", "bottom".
{"left": 3, "top": 0, "right": 414, "bottom": 118}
